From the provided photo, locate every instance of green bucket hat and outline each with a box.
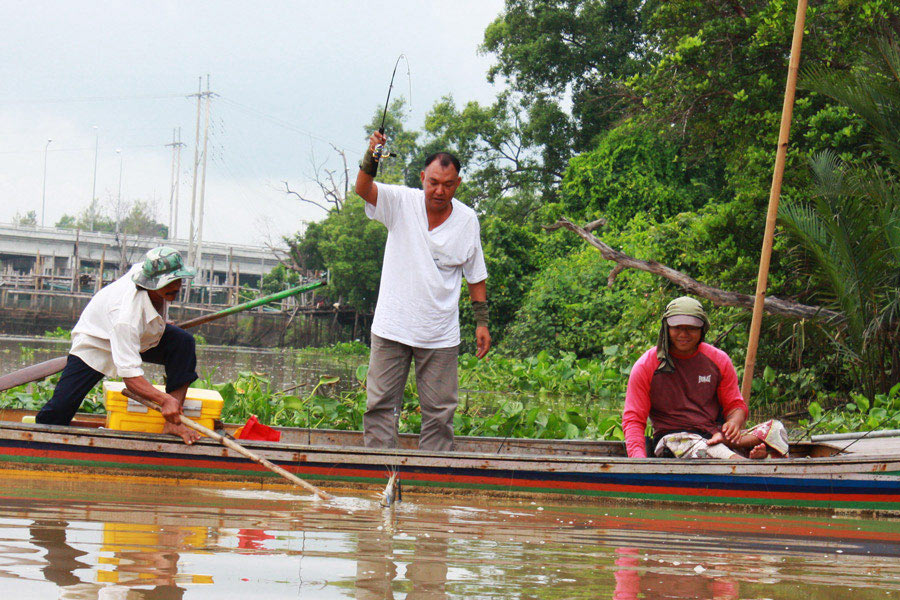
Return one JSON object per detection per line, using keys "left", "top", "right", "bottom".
{"left": 655, "top": 296, "right": 710, "bottom": 373}
{"left": 132, "top": 246, "right": 196, "bottom": 290}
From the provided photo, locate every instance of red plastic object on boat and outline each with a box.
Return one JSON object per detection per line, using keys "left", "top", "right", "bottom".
{"left": 235, "top": 415, "right": 281, "bottom": 442}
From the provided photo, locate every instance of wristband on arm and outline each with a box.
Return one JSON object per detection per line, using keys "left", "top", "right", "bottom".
{"left": 359, "top": 146, "right": 379, "bottom": 177}
{"left": 471, "top": 300, "right": 489, "bottom": 328}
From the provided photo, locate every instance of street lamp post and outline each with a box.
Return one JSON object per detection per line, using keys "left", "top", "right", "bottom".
{"left": 41, "top": 139, "right": 52, "bottom": 227}
{"left": 115, "top": 148, "right": 123, "bottom": 237}
{"left": 90, "top": 126, "right": 99, "bottom": 230}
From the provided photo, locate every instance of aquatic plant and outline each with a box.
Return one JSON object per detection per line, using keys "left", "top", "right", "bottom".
{"left": 43, "top": 327, "right": 71, "bottom": 340}
{"left": 799, "top": 383, "right": 900, "bottom": 436}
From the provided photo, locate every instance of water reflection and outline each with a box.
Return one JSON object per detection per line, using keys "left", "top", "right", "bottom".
{"left": 0, "top": 475, "right": 899, "bottom": 598}
{"left": 29, "top": 520, "right": 90, "bottom": 588}
{"left": 614, "top": 547, "right": 739, "bottom": 599}
{"left": 355, "top": 511, "right": 450, "bottom": 600}
{"left": 26, "top": 519, "right": 196, "bottom": 599}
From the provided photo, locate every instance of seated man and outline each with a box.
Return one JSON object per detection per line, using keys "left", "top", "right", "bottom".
{"left": 36, "top": 246, "right": 200, "bottom": 444}
{"left": 622, "top": 296, "right": 788, "bottom": 460}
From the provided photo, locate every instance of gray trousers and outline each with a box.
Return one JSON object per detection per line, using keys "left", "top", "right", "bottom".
{"left": 364, "top": 333, "right": 459, "bottom": 451}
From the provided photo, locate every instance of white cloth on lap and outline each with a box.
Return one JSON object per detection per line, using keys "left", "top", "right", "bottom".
{"left": 748, "top": 419, "right": 790, "bottom": 456}
{"left": 654, "top": 432, "right": 737, "bottom": 459}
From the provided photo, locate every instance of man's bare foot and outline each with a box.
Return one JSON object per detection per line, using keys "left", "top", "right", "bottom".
{"left": 748, "top": 443, "right": 768, "bottom": 459}
{"left": 163, "top": 422, "right": 200, "bottom": 445}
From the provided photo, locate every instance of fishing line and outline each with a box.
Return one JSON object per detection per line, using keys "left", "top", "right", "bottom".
{"left": 838, "top": 411, "right": 898, "bottom": 453}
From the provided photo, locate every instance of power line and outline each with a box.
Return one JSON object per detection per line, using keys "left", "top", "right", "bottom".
{"left": 217, "top": 96, "right": 355, "bottom": 154}
{"left": 0, "top": 143, "right": 164, "bottom": 155}
{"left": 0, "top": 93, "right": 185, "bottom": 106}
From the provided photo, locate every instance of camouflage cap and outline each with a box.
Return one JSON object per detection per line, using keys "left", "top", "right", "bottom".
{"left": 655, "top": 296, "right": 710, "bottom": 373}
{"left": 132, "top": 246, "right": 195, "bottom": 290}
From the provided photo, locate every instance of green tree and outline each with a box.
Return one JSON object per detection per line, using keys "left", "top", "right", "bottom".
{"left": 315, "top": 200, "right": 386, "bottom": 313}
{"left": 54, "top": 214, "right": 77, "bottom": 228}
{"left": 780, "top": 37, "right": 900, "bottom": 395}
{"left": 55, "top": 198, "right": 166, "bottom": 237}
{"left": 482, "top": 0, "right": 649, "bottom": 154}
{"left": 260, "top": 263, "right": 300, "bottom": 296}
{"left": 458, "top": 215, "right": 543, "bottom": 349}
{"left": 13, "top": 210, "right": 37, "bottom": 227}
{"left": 558, "top": 121, "right": 720, "bottom": 227}
{"left": 283, "top": 221, "right": 326, "bottom": 272}
{"left": 119, "top": 200, "right": 168, "bottom": 237}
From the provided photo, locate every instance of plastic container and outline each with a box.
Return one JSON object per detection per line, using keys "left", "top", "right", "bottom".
{"left": 102, "top": 381, "right": 224, "bottom": 435}
{"left": 234, "top": 414, "right": 281, "bottom": 442}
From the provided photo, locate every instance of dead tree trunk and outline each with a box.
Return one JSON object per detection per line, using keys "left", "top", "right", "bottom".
{"left": 545, "top": 217, "right": 843, "bottom": 324}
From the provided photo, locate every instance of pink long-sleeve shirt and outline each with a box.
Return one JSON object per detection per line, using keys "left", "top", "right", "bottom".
{"left": 622, "top": 343, "right": 748, "bottom": 458}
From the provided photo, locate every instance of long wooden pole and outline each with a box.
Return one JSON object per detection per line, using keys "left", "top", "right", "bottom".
{"left": 122, "top": 389, "right": 332, "bottom": 500}
{"left": 0, "top": 280, "right": 325, "bottom": 391}
{"left": 741, "top": 0, "right": 808, "bottom": 400}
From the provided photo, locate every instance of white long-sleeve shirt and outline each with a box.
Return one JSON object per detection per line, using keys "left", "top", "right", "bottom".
{"left": 69, "top": 264, "right": 168, "bottom": 378}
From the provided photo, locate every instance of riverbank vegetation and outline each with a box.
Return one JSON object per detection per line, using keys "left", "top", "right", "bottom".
{"left": 2, "top": 343, "right": 898, "bottom": 440}
{"left": 274, "top": 1, "right": 900, "bottom": 418}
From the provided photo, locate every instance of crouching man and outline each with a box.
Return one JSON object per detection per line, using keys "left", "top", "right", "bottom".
{"left": 36, "top": 246, "right": 201, "bottom": 444}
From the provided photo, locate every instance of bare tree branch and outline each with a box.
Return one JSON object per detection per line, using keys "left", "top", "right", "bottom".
{"left": 283, "top": 144, "right": 351, "bottom": 214}
{"left": 330, "top": 144, "right": 350, "bottom": 203}
{"left": 545, "top": 217, "right": 845, "bottom": 323}
{"left": 282, "top": 181, "right": 332, "bottom": 213}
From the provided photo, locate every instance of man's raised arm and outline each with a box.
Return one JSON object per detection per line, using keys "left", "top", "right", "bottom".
{"left": 355, "top": 131, "right": 386, "bottom": 206}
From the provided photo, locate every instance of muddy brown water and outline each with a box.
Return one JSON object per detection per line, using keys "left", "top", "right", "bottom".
{"left": 0, "top": 474, "right": 898, "bottom": 598}
{"left": 0, "top": 336, "right": 361, "bottom": 394}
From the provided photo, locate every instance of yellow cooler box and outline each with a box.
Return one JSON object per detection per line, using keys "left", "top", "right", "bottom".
{"left": 102, "top": 381, "right": 224, "bottom": 435}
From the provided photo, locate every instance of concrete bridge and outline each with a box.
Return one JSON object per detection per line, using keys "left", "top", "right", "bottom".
{"left": 0, "top": 222, "right": 279, "bottom": 288}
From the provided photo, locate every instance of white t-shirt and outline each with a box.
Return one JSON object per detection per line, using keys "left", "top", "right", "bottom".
{"left": 366, "top": 182, "right": 488, "bottom": 348}
{"left": 69, "top": 263, "right": 168, "bottom": 378}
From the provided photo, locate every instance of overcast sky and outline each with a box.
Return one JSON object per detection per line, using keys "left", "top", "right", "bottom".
{"left": 0, "top": 1, "right": 506, "bottom": 246}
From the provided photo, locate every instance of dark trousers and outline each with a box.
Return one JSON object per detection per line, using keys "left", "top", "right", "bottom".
{"left": 36, "top": 324, "right": 198, "bottom": 426}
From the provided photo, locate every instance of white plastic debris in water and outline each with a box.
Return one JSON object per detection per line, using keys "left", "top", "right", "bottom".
{"left": 694, "top": 565, "right": 706, "bottom": 574}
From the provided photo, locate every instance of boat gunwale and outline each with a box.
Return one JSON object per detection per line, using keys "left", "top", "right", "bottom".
{"left": 2, "top": 421, "right": 899, "bottom": 479}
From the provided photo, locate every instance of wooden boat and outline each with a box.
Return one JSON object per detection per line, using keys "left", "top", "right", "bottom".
{"left": 1, "top": 408, "right": 899, "bottom": 515}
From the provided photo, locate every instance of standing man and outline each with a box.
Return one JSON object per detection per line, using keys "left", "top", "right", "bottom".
{"left": 355, "top": 131, "right": 490, "bottom": 451}
{"left": 36, "top": 246, "right": 201, "bottom": 445}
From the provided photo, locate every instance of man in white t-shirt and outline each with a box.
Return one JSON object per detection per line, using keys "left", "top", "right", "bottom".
{"left": 355, "top": 130, "right": 490, "bottom": 451}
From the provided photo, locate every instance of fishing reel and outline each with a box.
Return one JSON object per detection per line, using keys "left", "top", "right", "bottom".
{"left": 372, "top": 144, "right": 399, "bottom": 163}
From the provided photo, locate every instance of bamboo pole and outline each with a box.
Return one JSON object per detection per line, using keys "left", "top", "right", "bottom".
{"left": 122, "top": 389, "right": 332, "bottom": 500}
{"left": 98, "top": 245, "right": 106, "bottom": 292}
{"left": 741, "top": 0, "right": 808, "bottom": 400}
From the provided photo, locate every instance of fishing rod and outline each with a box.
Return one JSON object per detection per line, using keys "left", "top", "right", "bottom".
{"left": 372, "top": 53, "right": 412, "bottom": 174}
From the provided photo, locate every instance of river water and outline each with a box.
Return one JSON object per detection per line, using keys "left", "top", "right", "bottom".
{"left": 0, "top": 337, "right": 361, "bottom": 394}
{"left": 0, "top": 474, "right": 898, "bottom": 599}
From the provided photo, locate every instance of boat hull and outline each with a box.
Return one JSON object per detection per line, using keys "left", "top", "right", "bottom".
{"left": 2, "top": 422, "right": 900, "bottom": 514}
